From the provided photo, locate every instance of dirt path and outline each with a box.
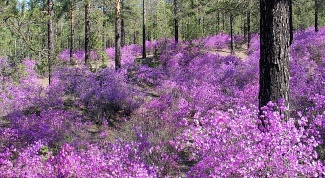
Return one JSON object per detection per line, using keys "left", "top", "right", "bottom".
{"left": 208, "top": 45, "right": 248, "bottom": 60}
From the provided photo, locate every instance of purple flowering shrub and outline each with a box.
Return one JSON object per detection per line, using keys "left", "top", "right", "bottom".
{"left": 54, "top": 66, "right": 142, "bottom": 124}
{"left": 135, "top": 27, "right": 325, "bottom": 176}
{"left": 0, "top": 59, "right": 43, "bottom": 116}
{"left": 0, "top": 27, "right": 325, "bottom": 177}
{"left": 201, "top": 33, "right": 231, "bottom": 49}
{"left": 171, "top": 101, "right": 324, "bottom": 177}
{"left": 0, "top": 141, "right": 158, "bottom": 177}
{"left": 0, "top": 110, "right": 80, "bottom": 149}
{"left": 58, "top": 50, "right": 100, "bottom": 63}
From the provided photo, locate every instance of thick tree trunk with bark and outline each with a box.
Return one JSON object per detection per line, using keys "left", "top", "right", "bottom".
{"left": 259, "top": 0, "right": 290, "bottom": 119}
{"left": 85, "top": 2, "right": 90, "bottom": 65}
{"left": 174, "top": 0, "right": 178, "bottom": 43}
{"left": 48, "top": 0, "right": 54, "bottom": 85}
{"left": 115, "top": 0, "right": 121, "bottom": 69}
{"left": 70, "top": 1, "right": 75, "bottom": 64}
{"left": 142, "top": 0, "right": 146, "bottom": 59}
{"left": 315, "top": 0, "right": 319, "bottom": 32}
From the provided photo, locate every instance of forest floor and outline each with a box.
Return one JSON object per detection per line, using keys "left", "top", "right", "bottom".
{"left": 209, "top": 45, "right": 248, "bottom": 60}
{"left": 0, "top": 45, "right": 249, "bottom": 177}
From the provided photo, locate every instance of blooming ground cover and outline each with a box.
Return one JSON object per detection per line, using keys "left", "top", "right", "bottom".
{"left": 0, "top": 27, "right": 325, "bottom": 177}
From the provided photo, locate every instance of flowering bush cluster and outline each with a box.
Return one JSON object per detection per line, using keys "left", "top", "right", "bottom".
{"left": 0, "top": 27, "right": 325, "bottom": 177}
{"left": 53, "top": 66, "right": 142, "bottom": 124}
{"left": 171, "top": 101, "right": 323, "bottom": 177}
{"left": 0, "top": 59, "right": 43, "bottom": 116}
{"left": 0, "top": 141, "right": 158, "bottom": 177}
{"left": 58, "top": 49, "right": 100, "bottom": 62}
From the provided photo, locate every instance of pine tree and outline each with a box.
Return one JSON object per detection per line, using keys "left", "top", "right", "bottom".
{"left": 48, "top": 0, "right": 54, "bottom": 84}
{"left": 115, "top": 0, "right": 122, "bottom": 69}
{"left": 259, "top": 0, "right": 291, "bottom": 119}
{"left": 85, "top": 1, "right": 90, "bottom": 65}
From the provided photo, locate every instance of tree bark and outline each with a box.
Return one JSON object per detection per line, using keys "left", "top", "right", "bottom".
{"left": 142, "top": 0, "right": 146, "bottom": 59}
{"left": 85, "top": 2, "right": 90, "bottom": 65}
{"left": 315, "top": 0, "right": 319, "bottom": 32}
{"left": 174, "top": 0, "right": 179, "bottom": 43}
{"left": 121, "top": 0, "right": 125, "bottom": 47}
{"left": 70, "top": 1, "right": 75, "bottom": 64}
{"left": 259, "top": 0, "right": 290, "bottom": 119}
{"left": 121, "top": 19, "right": 125, "bottom": 47}
{"left": 247, "top": 11, "right": 251, "bottom": 49}
{"left": 115, "top": 0, "right": 121, "bottom": 69}
{"left": 230, "top": 14, "right": 234, "bottom": 55}
{"left": 48, "top": 0, "right": 54, "bottom": 85}
{"left": 222, "top": 13, "right": 225, "bottom": 31}
{"left": 289, "top": 0, "right": 293, "bottom": 45}
{"left": 134, "top": 30, "right": 137, "bottom": 44}
{"left": 217, "top": 11, "right": 220, "bottom": 34}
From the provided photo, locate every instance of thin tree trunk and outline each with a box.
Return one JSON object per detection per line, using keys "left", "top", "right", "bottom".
{"left": 153, "top": 15, "right": 157, "bottom": 40}
{"left": 121, "top": 0, "right": 125, "bottom": 47}
{"left": 222, "top": 13, "right": 225, "bottom": 31}
{"left": 121, "top": 19, "right": 125, "bottom": 47}
{"left": 78, "top": 35, "right": 81, "bottom": 49}
{"left": 103, "top": 23, "right": 107, "bottom": 48}
{"left": 247, "top": 11, "right": 251, "bottom": 49}
{"left": 134, "top": 30, "right": 137, "bottom": 44}
{"left": 14, "top": 39, "right": 17, "bottom": 57}
{"left": 115, "top": 0, "right": 121, "bottom": 69}
{"left": 48, "top": 0, "right": 54, "bottom": 85}
{"left": 70, "top": 1, "right": 75, "bottom": 64}
{"left": 174, "top": 0, "right": 179, "bottom": 43}
{"left": 230, "top": 14, "right": 234, "bottom": 54}
{"left": 289, "top": 0, "right": 293, "bottom": 45}
{"left": 217, "top": 11, "right": 220, "bottom": 34}
{"left": 315, "top": 0, "right": 319, "bottom": 32}
{"left": 240, "top": 15, "right": 243, "bottom": 35}
{"left": 259, "top": 0, "right": 290, "bottom": 120}
{"left": 202, "top": 17, "right": 205, "bottom": 36}
{"left": 85, "top": 2, "right": 90, "bottom": 65}
{"left": 142, "top": 0, "right": 146, "bottom": 59}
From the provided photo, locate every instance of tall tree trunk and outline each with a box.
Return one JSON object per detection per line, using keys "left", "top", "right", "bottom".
{"left": 103, "top": 21, "right": 107, "bottom": 48}
{"left": 85, "top": 2, "right": 90, "bottom": 65}
{"left": 142, "top": 0, "right": 146, "bottom": 59}
{"left": 115, "top": 0, "right": 121, "bottom": 69}
{"left": 14, "top": 39, "right": 17, "bottom": 57}
{"left": 121, "top": 19, "right": 125, "bottom": 47}
{"left": 134, "top": 30, "right": 137, "bottom": 44}
{"left": 217, "top": 11, "right": 220, "bottom": 34}
{"left": 78, "top": 35, "right": 81, "bottom": 49}
{"left": 315, "top": 0, "right": 319, "bottom": 32}
{"left": 240, "top": 15, "right": 243, "bottom": 34}
{"left": 148, "top": 31, "right": 151, "bottom": 41}
{"left": 259, "top": 0, "right": 290, "bottom": 120}
{"left": 121, "top": 0, "right": 125, "bottom": 47}
{"left": 222, "top": 13, "right": 225, "bottom": 31}
{"left": 202, "top": 17, "right": 205, "bottom": 36}
{"left": 48, "top": 0, "right": 54, "bottom": 85}
{"left": 230, "top": 14, "right": 234, "bottom": 55}
{"left": 70, "top": 1, "right": 75, "bottom": 64}
{"left": 247, "top": 11, "right": 251, "bottom": 49}
{"left": 289, "top": 0, "right": 293, "bottom": 45}
{"left": 174, "top": 0, "right": 179, "bottom": 43}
